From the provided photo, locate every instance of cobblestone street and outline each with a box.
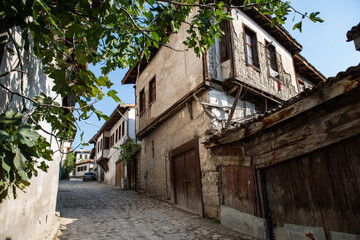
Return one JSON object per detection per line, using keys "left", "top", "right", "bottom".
{"left": 55, "top": 180, "right": 256, "bottom": 240}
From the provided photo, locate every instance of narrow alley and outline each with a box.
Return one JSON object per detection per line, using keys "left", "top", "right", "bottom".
{"left": 55, "top": 180, "right": 256, "bottom": 240}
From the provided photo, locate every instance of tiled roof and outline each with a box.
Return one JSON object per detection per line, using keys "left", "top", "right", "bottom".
{"left": 75, "top": 159, "right": 94, "bottom": 165}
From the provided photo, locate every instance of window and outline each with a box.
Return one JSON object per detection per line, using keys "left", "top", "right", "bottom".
{"left": 149, "top": 77, "right": 156, "bottom": 105}
{"left": 244, "top": 27, "right": 259, "bottom": 68}
{"left": 119, "top": 125, "right": 122, "bottom": 139}
{"left": 152, "top": 140, "right": 154, "bottom": 158}
{"left": 104, "top": 137, "right": 109, "bottom": 150}
{"left": 77, "top": 167, "right": 80, "bottom": 172}
{"left": 80, "top": 154, "right": 83, "bottom": 159}
{"left": 220, "top": 20, "right": 231, "bottom": 62}
{"left": 115, "top": 129, "right": 118, "bottom": 143}
{"left": 122, "top": 121, "right": 125, "bottom": 137}
{"left": 139, "top": 88, "right": 145, "bottom": 114}
{"left": 84, "top": 166, "right": 87, "bottom": 171}
{"left": 266, "top": 41, "right": 278, "bottom": 78}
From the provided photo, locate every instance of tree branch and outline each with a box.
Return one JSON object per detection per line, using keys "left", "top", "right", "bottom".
{"left": 0, "top": 82, "right": 99, "bottom": 111}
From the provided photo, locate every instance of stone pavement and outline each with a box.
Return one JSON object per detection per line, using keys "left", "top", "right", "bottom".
{"left": 56, "top": 180, "right": 257, "bottom": 240}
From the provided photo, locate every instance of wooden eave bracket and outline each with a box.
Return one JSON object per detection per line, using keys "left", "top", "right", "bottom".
{"left": 225, "top": 85, "right": 243, "bottom": 128}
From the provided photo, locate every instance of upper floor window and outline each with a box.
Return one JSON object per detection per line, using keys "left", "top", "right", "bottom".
{"left": 220, "top": 20, "right": 231, "bottom": 63}
{"left": 118, "top": 125, "right": 121, "bottom": 140}
{"left": 115, "top": 129, "right": 118, "bottom": 143}
{"left": 149, "top": 77, "right": 156, "bottom": 105}
{"left": 266, "top": 42, "right": 278, "bottom": 78}
{"left": 122, "top": 121, "right": 125, "bottom": 137}
{"left": 244, "top": 27, "right": 259, "bottom": 68}
{"left": 104, "top": 137, "right": 109, "bottom": 150}
{"left": 139, "top": 88, "right": 145, "bottom": 114}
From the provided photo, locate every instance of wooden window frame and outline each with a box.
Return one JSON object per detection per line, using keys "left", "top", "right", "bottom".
{"left": 122, "top": 121, "right": 125, "bottom": 137}
{"left": 220, "top": 20, "right": 231, "bottom": 63}
{"left": 149, "top": 77, "right": 156, "bottom": 105}
{"left": 139, "top": 88, "right": 145, "bottom": 114}
{"left": 265, "top": 41, "right": 279, "bottom": 78}
{"left": 115, "top": 129, "right": 118, "bottom": 143}
{"left": 243, "top": 26, "right": 260, "bottom": 70}
{"left": 104, "top": 137, "right": 109, "bottom": 150}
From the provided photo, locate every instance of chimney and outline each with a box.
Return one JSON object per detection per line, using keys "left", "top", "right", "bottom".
{"left": 347, "top": 23, "right": 360, "bottom": 51}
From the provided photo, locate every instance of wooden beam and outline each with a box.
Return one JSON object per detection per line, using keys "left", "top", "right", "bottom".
{"left": 225, "top": 85, "right": 242, "bottom": 128}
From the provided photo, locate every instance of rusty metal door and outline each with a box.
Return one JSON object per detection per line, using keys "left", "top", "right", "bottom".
{"left": 172, "top": 139, "right": 202, "bottom": 215}
{"left": 116, "top": 161, "right": 123, "bottom": 187}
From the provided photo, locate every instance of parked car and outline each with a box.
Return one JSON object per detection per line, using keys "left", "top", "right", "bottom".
{"left": 83, "top": 172, "right": 96, "bottom": 181}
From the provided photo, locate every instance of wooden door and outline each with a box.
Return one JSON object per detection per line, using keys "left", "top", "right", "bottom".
{"left": 116, "top": 161, "right": 123, "bottom": 187}
{"left": 171, "top": 139, "right": 202, "bottom": 215}
{"left": 173, "top": 154, "right": 187, "bottom": 207}
{"left": 263, "top": 134, "right": 360, "bottom": 236}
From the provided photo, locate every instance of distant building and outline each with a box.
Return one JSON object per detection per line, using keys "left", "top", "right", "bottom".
{"left": 89, "top": 104, "right": 136, "bottom": 188}
{"left": 74, "top": 159, "right": 94, "bottom": 177}
{"left": 73, "top": 150, "right": 93, "bottom": 178}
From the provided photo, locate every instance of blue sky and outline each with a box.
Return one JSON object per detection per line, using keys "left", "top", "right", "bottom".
{"left": 73, "top": 0, "right": 360, "bottom": 151}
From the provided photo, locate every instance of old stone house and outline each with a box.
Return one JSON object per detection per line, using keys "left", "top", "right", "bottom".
{"left": 89, "top": 104, "right": 136, "bottom": 188}
{"left": 121, "top": 6, "right": 325, "bottom": 221}
{"left": 204, "top": 64, "right": 360, "bottom": 239}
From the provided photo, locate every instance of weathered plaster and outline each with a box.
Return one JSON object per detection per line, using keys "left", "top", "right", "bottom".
{"left": 208, "top": 89, "right": 255, "bottom": 130}
{"left": 135, "top": 11, "right": 204, "bottom": 134}
{"left": 0, "top": 28, "right": 61, "bottom": 240}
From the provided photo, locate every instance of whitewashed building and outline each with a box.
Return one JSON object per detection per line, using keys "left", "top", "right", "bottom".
{"left": 89, "top": 104, "right": 136, "bottom": 188}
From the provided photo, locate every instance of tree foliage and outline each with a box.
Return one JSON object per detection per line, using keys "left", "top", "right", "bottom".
{"left": 61, "top": 151, "right": 75, "bottom": 179}
{"left": 0, "top": 0, "right": 322, "bottom": 202}
{"left": 118, "top": 138, "right": 141, "bottom": 164}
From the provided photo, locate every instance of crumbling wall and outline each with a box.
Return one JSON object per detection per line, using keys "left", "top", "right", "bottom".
{"left": 208, "top": 89, "right": 256, "bottom": 130}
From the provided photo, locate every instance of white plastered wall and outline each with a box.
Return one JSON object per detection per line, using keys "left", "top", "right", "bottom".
{"left": 0, "top": 28, "right": 61, "bottom": 240}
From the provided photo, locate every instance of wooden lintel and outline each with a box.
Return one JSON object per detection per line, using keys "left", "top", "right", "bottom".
{"left": 235, "top": 81, "right": 282, "bottom": 104}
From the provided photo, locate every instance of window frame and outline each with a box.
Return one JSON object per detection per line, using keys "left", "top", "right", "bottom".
{"left": 149, "top": 77, "right": 156, "bottom": 105}
{"left": 139, "top": 88, "right": 145, "bottom": 114}
{"left": 219, "top": 20, "right": 232, "bottom": 63}
{"left": 265, "top": 40, "right": 279, "bottom": 78}
{"left": 122, "top": 121, "right": 125, "bottom": 137}
{"left": 243, "top": 26, "right": 260, "bottom": 70}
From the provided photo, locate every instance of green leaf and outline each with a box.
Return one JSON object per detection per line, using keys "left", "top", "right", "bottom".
{"left": 107, "top": 90, "right": 121, "bottom": 103}
{"left": 14, "top": 149, "right": 26, "bottom": 173}
{"left": 293, "top": 21, "right": 302, "bottom": 32}
{"left": 0, "top": 130, "right": 10, "bottom": 140}
{"left": 17, "top": 126, "right": 40, "bottom": 147}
